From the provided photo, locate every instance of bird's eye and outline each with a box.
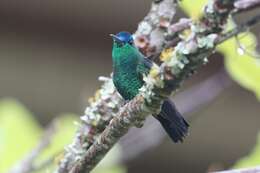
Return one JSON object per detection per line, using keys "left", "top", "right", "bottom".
{"left": 115, "top": 40, "right": 124, "bottom": 47}
{"left": 128, "top": 40, "right": 134, "bottom": 45}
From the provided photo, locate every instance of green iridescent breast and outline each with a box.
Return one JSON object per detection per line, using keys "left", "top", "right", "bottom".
{"left": 112, "top": 44, "right": 144, "bottom": 100}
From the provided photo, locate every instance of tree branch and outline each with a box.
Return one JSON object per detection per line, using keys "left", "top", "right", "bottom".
{"left": 56, "top": 0, "right": 178, "bottom": 172}
{"left": 56, "top": 0, "right": 260, "bottom": 173}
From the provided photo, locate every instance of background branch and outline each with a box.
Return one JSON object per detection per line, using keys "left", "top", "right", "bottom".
{"left": 214, "top": 166, "right": 260, "bottom": 173}
{"left": 9, "top": 120, "right": 57, "bottom": 173}
{"left": 234, "top": 0, "right": 260, "bottom": 11}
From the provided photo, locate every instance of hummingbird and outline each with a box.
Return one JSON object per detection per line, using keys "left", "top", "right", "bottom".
{"left": 110, "top": 31, "right": 189, "bottom": 143}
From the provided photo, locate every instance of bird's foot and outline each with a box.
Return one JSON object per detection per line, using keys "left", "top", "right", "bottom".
{"left": 122, "top": 100, "right": 130, "bottom": 105}
{"left": 133, "top": 116, "right": 146, "bottom": 128}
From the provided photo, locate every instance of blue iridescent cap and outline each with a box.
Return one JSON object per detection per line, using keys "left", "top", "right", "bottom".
{"left": 110, "top": 31, "right": 134, "bottom": 44}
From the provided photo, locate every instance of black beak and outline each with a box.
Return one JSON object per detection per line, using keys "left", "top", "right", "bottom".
{"left": 110, "top": 34, "right": 123, "bottom": 43}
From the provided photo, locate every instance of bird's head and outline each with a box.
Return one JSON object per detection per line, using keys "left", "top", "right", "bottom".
{"left": 110, "top": 31, "right": 134, "bottom": 47}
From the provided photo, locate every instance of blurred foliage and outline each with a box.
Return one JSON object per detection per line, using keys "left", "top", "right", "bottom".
{"left": 36, "top": 114, "right": 78, "bottom": 163}
{"left": 234, "top": 133, "right": 260, "bottom": 168}
{"left": 179, "top": 0, "right": 207, "bottom": 19}
{"left": 180, "top": 0, "right": 260, "bottom": 100}
{"left": 0, "top": 99, "right": 41, "bottom": 173}
{"left": 0, "top": 98, "right": 125, "bottom": 173}
{"left": 221, "top": 34, "right": 260, "bottom": 100}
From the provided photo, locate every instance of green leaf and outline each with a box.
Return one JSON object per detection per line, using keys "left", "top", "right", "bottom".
{"left": 233, "top": 133, "right": 260, "bottom": 168}
{"left": 179, "top": 0, "right": 208, "bottom": 19}
{"left": 0, "top": 98, "right": 42, "bottom": 172}
{"left": 219, "top": 32, "right": 260, "bottom": 99}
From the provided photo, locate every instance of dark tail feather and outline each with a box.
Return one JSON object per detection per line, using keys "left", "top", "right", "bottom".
{"left": 155, "top": 99, "right": 189, "bottom": 143}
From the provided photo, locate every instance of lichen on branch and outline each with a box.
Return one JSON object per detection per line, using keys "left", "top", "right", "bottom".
{"left": 56, "top": 0, "right": 260, "bottom": 173}
{"left": 57, "top": 0, "right": 179, "bottom": 172}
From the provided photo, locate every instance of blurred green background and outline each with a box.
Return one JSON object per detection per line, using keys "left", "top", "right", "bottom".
{"left": 0, "top": 0, "right": 260, "bottom": 173}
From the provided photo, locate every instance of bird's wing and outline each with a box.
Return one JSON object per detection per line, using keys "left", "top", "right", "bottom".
{"left": 136, "top": 56, "right": 153, "bottom": 80}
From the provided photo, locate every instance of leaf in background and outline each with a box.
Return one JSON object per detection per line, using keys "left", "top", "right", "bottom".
{"left": 179, "top": 0, "right": 207, "bottom": 19}
{"left": 180, "top": 0, "right": 260, "bottom": 100}
{"left": 233, "top": 133, "right": 260, "bottom": 168}
{"left": 37, "top": 113, "right": 78, "bottom": 162}
{"left": 219, "top": 32, "right": 260, "bottom": 99}
{"left": 33, "top": 114, "right": 78, "bottom": 173}
{"left": 0, "top": 98, "right": 42, "bottom": 173}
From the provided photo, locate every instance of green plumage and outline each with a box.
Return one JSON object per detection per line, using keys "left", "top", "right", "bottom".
{"left": 111, "top": 31, "right": 189, "bottom": 143}
{"left": 112, "top": 42, "right": 150, "bottom": 100}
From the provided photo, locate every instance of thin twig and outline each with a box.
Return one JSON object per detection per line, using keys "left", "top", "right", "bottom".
{"left": 27, "top": 151, "right": 63, "bottom": 173}
{"left": 213, "top": 166, "right": 260, "bottom": 173}
{"left": 217, "top": 14, "right": 260, "bottom": 44}
{"left": 9, "top": 120, "right": 58, "bottom": 173}
{"left": 234, "top": 0, "right": 260, "bottom": 12}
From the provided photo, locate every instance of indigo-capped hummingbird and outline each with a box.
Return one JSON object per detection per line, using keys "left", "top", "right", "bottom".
{"left": 111, "top": 31, "right": 189, "bottom": 142}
